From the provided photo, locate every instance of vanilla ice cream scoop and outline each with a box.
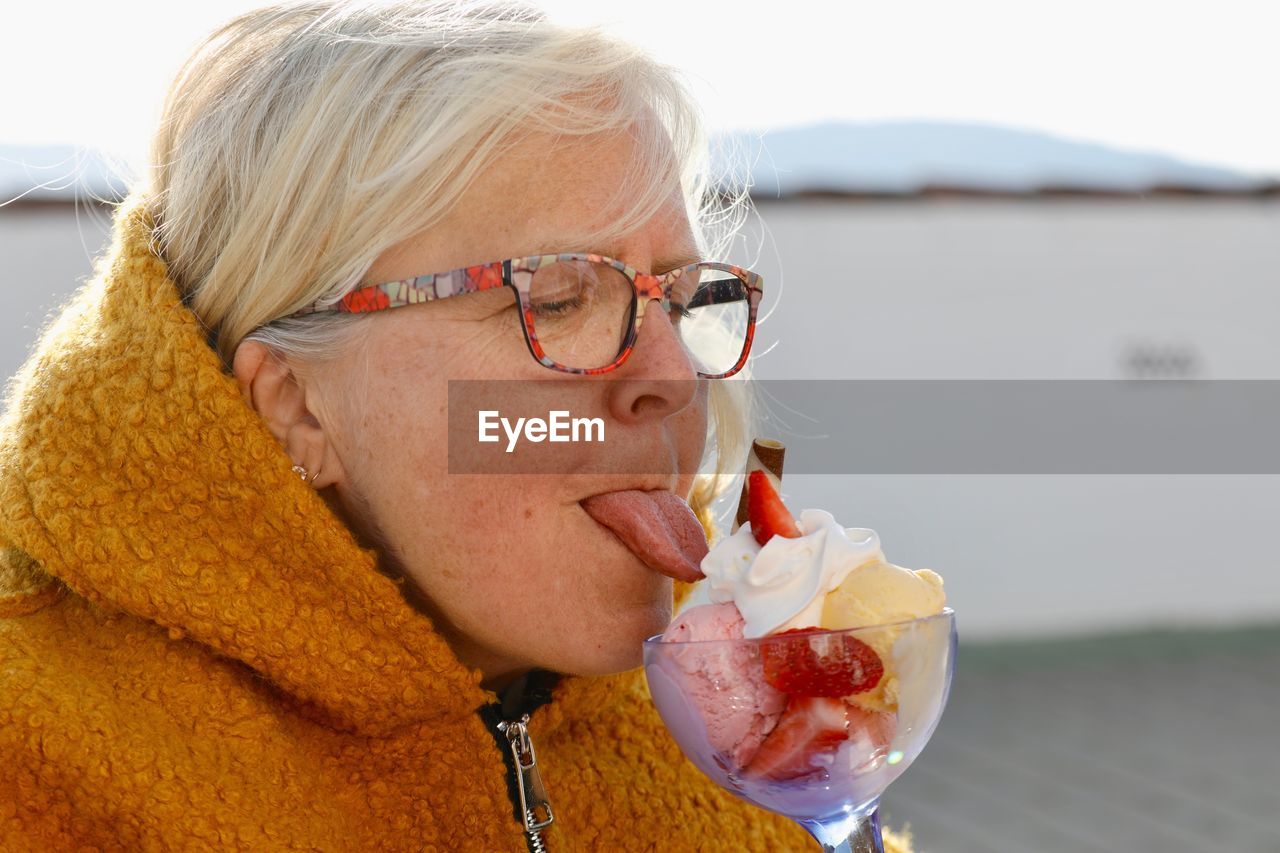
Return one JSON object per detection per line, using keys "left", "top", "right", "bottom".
{"left": 821, "top": 561, "right": 946, "bottom": 631}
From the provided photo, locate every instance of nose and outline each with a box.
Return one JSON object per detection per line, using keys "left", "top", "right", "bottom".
{"left": 605, "top": 299, "right": 699, "bottom": 423}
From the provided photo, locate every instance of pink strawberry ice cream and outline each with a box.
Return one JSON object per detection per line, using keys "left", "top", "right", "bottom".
{"left": 659, "top": 602, "right": 786, "bottom": 768}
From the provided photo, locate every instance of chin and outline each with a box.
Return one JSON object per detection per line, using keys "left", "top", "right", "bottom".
{"left": 561, "top": 596, "right": 672, "bottom": 677}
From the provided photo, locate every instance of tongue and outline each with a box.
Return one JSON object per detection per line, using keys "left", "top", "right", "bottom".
{"left": 580, "top": 490, "right": 708, "bottom": 583}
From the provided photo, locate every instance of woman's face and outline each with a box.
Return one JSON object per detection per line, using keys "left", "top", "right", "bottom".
{"left": 238, "top": 123, "right": 709, "bottom": 689}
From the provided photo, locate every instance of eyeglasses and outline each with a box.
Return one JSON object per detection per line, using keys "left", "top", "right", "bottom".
{"left": 285, "top": 252, "right": 764, "bottom": 379}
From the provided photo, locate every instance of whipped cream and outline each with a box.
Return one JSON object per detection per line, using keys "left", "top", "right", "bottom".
{"left": 695, "top": 509, "right": 884, "bottom": 638}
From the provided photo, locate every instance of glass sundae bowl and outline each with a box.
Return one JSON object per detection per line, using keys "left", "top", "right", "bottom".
{"left": 644, "top": 608, "right": 957, "bottom": 852}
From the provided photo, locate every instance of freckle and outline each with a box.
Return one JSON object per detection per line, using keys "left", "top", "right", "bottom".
{"left": 524, "top": 508, "right": 534, "bottom": 520}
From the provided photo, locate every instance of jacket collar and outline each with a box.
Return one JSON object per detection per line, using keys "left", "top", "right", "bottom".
{"left": 0, "top": 193, "right": 628, "bottom": 736}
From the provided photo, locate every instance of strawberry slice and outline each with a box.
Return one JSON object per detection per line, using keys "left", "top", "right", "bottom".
{"left": 761, "top": 628, "right": 885, "bottom": 698}
{"left": 743, "top": 695, "right": 850, "bottom": 781}
{"left": 747, "top": 470, "right": 802, "bottom": 546}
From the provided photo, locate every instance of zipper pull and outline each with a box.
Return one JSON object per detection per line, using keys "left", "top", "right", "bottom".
{"left": 497, "top": 714, "right": 554, "bottom": 837}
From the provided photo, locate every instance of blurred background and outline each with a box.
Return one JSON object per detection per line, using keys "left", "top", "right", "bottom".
{"left": 3, "top": 1, "right": 1278, "bottom": 850}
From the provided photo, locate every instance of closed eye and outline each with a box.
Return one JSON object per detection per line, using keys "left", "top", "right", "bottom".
{"left": 532, "top": 296, "right": 584, "bottom": 317}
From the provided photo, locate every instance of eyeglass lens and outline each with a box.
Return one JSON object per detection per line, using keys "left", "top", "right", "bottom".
{"left": 527, "top": 260, "right": 751, "bottom": 375}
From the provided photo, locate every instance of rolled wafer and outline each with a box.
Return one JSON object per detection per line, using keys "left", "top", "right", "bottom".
{"left": 733, "top": 438, "right": 786, "bottom": 531}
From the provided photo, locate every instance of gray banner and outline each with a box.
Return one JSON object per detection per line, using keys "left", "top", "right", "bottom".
{"left": 447, "top": 379, "right": 1280, "bottom": 474}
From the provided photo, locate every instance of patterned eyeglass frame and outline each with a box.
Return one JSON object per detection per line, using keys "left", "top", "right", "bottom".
{"left": 286, "top": 252, "right": 764, "bottom": 378}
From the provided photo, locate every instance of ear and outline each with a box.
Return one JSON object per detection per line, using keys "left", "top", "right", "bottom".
{"left": 232, "top": 340, "right": 347, "bottom": 489}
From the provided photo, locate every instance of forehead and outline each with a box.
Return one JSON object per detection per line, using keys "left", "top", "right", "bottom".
{"left": 480, "top": 119, "right": 694, "bottom": 252}
{"left": 370, "top": 118, "right": 696, "bottom": 283}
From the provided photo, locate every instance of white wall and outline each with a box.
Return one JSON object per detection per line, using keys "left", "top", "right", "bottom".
{"left": 735, "top": 197, "right": 1280, "bottom": 381}
{"left": 1, "top": 204, "right": 114, "bottom": 380}
{"left": 4, "top": 198, "right": 1278, "bottom": 639}
{"left": 721, "top": 197, "right": 1280, "bottom": 639}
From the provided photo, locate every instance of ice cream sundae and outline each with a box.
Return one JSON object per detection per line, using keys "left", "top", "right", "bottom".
{"left": 659, "top": 470, "right": 946, "bottom": 781}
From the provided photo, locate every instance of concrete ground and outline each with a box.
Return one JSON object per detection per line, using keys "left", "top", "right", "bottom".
{"left": 881, "top": 624, "right": 1280, "bottom": 853}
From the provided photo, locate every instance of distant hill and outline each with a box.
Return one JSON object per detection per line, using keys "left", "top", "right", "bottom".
{"left": 3, "top": 122, "right": 1274, "bottom": 205}
{"left": 711, "top": 121, "right": 1271, "bottom": 197}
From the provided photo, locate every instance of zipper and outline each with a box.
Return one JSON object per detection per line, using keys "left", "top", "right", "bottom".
{"left": 478, "top": 670, "right": 561, "bottom": 853}
{"left": 497, "top": 714, "right": 553, "bottom": 852}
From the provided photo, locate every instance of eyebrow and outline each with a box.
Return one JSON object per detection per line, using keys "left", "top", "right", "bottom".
{"left": 540, "top": 245, "right": 703, "bottom": 274}
{"left": 652, "top": 252, "right": 704, "bottom": 273}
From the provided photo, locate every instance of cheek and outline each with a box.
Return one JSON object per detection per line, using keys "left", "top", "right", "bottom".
{"left": 346, "top": 316, "right": 535, "bottom": 486}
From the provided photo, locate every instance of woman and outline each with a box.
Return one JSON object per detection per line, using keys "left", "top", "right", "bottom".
{"left": 0, "top": 2, "right": 913, "bottom": 850}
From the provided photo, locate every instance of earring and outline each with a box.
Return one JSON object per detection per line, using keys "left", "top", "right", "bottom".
{"left": 290, "top": 463, "right": 321, "bottom": 484}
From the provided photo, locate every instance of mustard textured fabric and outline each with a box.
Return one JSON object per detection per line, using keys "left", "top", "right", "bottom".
{"left": 0, "top": 196, "right": 914, "bottom": 852}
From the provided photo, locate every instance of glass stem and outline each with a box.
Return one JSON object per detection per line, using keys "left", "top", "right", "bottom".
{"left": 802, "top": 804, "right": 884, "bottom": 853}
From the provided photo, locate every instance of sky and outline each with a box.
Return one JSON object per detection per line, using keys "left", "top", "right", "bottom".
{"left": 3, "top": 0, "right": 1278, "bottom": 177}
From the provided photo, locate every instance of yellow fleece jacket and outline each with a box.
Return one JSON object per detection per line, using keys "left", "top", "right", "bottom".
{"left": 0, "top": 196, "right": 913, "bottom": 852}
